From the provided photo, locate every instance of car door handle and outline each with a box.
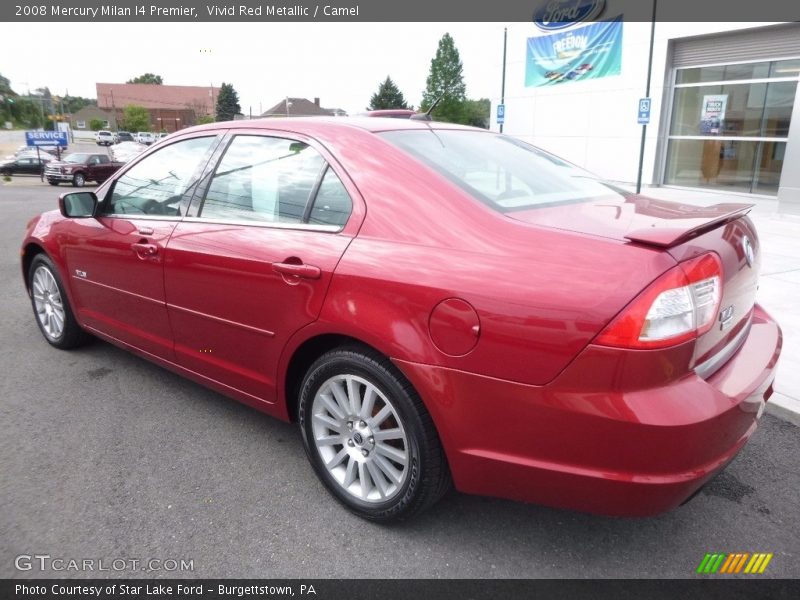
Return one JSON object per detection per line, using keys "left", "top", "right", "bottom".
{"left": 131, "top": 242, "right": 159, "bottom": 258}
{"left": 273, "top": 261, "right": 321, "bottom": 280}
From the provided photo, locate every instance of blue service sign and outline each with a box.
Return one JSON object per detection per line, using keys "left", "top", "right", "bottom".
{"left": 25, "top": 130, "right": 68, "bottom": 147}
{"left": 638, "top": 97, "right": 651, "bottom": 125}
{"left": 497, "top": 103, "right": 506, "bottom": 124}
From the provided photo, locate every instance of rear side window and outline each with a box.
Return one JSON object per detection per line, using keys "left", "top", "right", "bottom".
{"left": 198, "top": 135, "right": 352, "bottom": 229}
{"left": 308, "top": 168, "right": 352, "bottom": 228}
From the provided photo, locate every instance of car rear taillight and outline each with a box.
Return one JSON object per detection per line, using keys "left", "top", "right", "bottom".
{"left": 595, "top": 253, "right": 723, "bottom": 349}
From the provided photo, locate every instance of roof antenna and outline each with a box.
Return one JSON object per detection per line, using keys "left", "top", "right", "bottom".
{"left": 410, "top": 95, "right": 443, "bottom": 121}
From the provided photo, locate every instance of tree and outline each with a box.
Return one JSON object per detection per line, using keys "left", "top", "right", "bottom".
{"left": 121, "top": 104, "right": 150, "bottom": 132}
{"left": 197, "top": 115, "right": 215, "bottom": 125}
{"left": 127, "top": 73, "right": 163, "bottom": 85}
{"left": 368, "top": 76, "right": 410, "bottom": 110}
{"left": 463, "top": 98, "right": 491, "bottom": 129}
{"left": 89, "top": 118, "right": 105, "bottom": 131}
{"left": 0, "top": 75, "right": 49, "bottom": 128}
{"left": 215, "top": 83, "right": 241, "bottom": 122}
{"left": 34, "top": 86, "right": 54, "bottom": 115}
{"left": 421, "top": 33, "right": 467, "bottom": 123}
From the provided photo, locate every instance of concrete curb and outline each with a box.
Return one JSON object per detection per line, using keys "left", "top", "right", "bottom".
{"left": 767, "top": 392, "right": 800, "bottom": 427}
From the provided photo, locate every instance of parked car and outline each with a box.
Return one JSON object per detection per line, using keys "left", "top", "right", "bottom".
{"left": 16, "top": 143, "right": 68, "bottom": 156}
{"left": 0, "top": 155, "right": 52, "bottom": 176}
{"left": 136, "top": 131, "right": 155, "bottom": 145}
{"left": 44, "top": 153, "right": 123, "bottom": 187}
{"left": 116, "top": 131, "right": 135, "bottom": 143}
{"left": 7, "top": 145, "right": 60, "bottom": 161}
{"left": 109, "top": 141, "right": 147, "bottom": 163}
{"left": 21, "top": 118, "right": 781, "bottom": 522}
{"left": 95, "top": 130, "right": 116, "bottom": 146}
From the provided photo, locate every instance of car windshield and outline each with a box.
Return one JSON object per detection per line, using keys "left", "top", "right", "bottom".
{"left": 63, "top": 153, "right": 90, "bottom": 164}
{"left": 381, "top": 130, "right": 624, "bottom": 211}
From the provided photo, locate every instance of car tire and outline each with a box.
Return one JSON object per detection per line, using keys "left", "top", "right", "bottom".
{"left": 298, "top": 346, "right": 451, "bottom": 522}
{"left": 28, "top": 254, "right": 91, "bottom": 349}
{"left": 72, "top": 173, "right": 85, "bottom": 187}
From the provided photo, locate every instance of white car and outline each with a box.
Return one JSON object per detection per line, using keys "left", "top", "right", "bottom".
{"left": 95, "top": 130, "right": 116, "bottom": 146}
{"left": 109, "top": 141, "right": 147, "bottom": 163}
{"left": 136, "top": 132, "right": 155, "bottom": 145}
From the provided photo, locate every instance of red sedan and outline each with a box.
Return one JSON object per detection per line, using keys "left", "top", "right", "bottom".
{"left": 21, "top": 118, "right": 781, "bottom": 521}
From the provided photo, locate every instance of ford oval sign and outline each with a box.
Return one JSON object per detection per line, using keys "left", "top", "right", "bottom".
{"left": 533, "top": 0, "right": 607, "bottom": 31}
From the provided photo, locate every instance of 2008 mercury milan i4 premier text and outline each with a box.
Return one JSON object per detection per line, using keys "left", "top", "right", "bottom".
{"left": 21, "top": 118, "right": 782, "bottom": 522}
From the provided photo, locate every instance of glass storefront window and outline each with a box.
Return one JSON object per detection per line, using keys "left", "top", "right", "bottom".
{"left": 666, "top": 59, "right": 797, "bottom": 195}
{"left": 675, "top": 59, "right": 798, "bottom": 84}
{"left": 669, "top": 81, "right": 796, "bottom": 137}
{"left": 664, "top": 139, "right": 786, "bottom": 195}
{"left": 670, "top": 84, "right": 767, "bottom": 136}
{"left": 762, "top": 82, "right": 797, "bottom": 137}
{"left": 676, "top": 62, "right": 770, "bottom": 84}
{"left": 770, "top": 59, "right": 800, "bottom": 78}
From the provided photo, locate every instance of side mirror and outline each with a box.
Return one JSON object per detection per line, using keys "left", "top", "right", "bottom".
{"left": 59, "top": 191, "right": 98, "bottom": 218}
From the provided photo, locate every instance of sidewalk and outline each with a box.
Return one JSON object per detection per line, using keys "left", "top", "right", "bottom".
{"left": 628, "top": 185, "right": 800, "bottom": 426}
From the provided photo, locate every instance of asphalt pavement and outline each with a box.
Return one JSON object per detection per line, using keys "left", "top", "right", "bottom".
{"left": 1, "top": 183, "right": 798, "bottom": 579}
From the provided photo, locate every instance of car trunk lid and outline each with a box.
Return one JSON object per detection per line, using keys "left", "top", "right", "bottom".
{"left": 508, "top": 195, "right": 760, "bottom": 376}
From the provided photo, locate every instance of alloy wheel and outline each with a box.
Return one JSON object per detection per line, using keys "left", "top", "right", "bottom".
{"left": 311, "top": 374, "right": 409, "bottom": 503}
{"left": 32, "top": 265, "right": 65, "bottom": 340}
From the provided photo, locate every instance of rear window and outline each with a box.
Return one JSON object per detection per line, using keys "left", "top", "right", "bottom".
{"left": 380, "top": 130, "right": 622, "bottom": 212}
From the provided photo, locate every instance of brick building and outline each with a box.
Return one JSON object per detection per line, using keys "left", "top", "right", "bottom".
{"left": 95, "top": 83, "right": 221, "bottom": 132}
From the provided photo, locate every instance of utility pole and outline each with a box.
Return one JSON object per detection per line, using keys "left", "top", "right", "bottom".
{"left": 500, "top": 26, "right": 507, "bottom": 134}
{"left": 636, "top": 0, "right": 658, "bottom": 194}
{"left": 110, "top": 89, "right": 117, "bottom": 130}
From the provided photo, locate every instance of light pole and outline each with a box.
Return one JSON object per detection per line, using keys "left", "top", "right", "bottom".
{"left": 636, "top": 0, "right": 658, "bottom": 194}
{"left": 500, "top": 26, "right": 507, "bottom": 133}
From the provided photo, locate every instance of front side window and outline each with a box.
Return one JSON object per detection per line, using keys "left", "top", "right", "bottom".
{"left": 103, "top": 136, "right": 215, "bottom": 217}
{"left": 199, "top": 135, "right": 352, "bottom": 229}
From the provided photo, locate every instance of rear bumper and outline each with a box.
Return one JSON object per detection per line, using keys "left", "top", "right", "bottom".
{"left": 395, "top": 304, "right": 781, "bottom": 516}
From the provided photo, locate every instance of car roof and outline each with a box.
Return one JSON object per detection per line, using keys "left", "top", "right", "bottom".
{"left": 182, "top": 116, "right": 482, "bottom": 138}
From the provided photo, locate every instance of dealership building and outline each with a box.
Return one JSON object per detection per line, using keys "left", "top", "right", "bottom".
{"left": 493, "top": 16, "right": 800, "bottom": 214}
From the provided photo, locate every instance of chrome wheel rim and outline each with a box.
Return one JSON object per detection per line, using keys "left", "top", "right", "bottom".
{"left": 32, "top": 266, "right": 65, "bottom": 340}
{"left": 311, "top": 374, "right": 409, "bottom": 503}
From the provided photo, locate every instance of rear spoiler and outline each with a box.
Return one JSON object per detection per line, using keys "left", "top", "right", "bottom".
{"left": 625, "top": 204, "right": 753, "bottom": 248}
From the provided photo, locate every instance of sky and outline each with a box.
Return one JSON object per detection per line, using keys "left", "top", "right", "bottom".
{"left": 0, "top": 22, "right": 511, "bottom": 115}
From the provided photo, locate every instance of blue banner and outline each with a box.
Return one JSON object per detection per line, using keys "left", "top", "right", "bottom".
{"left": 525, "top": 17, "right": 623, "bottom": 87}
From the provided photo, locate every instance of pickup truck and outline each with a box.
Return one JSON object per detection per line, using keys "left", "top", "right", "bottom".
{"left": 44, "top": 152, "right": 124, "bottom": 187}
{"left": 95, "top": 130, "right": 116, "bottom": 146}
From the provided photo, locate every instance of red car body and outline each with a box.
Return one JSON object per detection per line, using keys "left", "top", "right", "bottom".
{"left": 21, "top": 118, "right": 781, "bottom": 516}
{"left": 362, "top": 109, "right": 417, "bottom": 118}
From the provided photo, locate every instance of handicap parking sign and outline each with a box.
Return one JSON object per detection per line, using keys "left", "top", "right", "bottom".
{"left": 638, "top": 98, "right": 651, "bottom": 125}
